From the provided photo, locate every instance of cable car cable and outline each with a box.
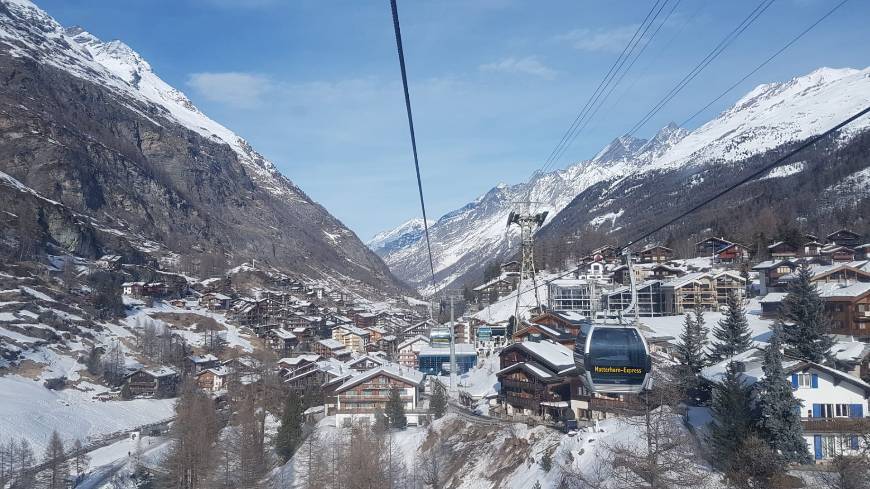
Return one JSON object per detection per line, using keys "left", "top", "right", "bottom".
{"left": 626, "top": 0, "right": 775, "bottom": 137}
{"left": 478, "top": 105, "right": 870, "bottom": 313}
{"left": 622, "top": 104, "right": 870, "bottom": 250}
{"left": 679, "top": 0, "right": 850, "bottom": 127}
{"left": 389, "top": 0, "right": 440, "bottom": 299}
{"left": 526, "top": 0, "right": 668, "bottom": 186}
{"left": 544, "top": 0, "right": 682, "bottom": 177}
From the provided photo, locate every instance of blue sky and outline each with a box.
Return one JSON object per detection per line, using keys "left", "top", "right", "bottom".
{"left": 38, "top": 0, "right": 870, "bottom": 240}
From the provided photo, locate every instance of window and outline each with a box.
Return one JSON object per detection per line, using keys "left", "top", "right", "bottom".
{"left": 797, "top": 373, "right": 812, "bottom": 387}
{"left": 834, "top": 404, "right": 851, "bottom": 417}
{"left": 821, "top": 435, "right": 855, "bottom": 459}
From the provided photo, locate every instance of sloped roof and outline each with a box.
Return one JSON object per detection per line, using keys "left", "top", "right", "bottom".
{"left": 335, "top": 365, "right": 425, "bottom": 393}
{"left": 505, "top": 340, "right": 575, "bottom": 372}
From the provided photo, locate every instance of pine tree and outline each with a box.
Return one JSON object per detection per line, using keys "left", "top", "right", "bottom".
{"left": 41, "top": 431, "right": 68, "bottom": 489}
{"left": 677, "top": 311, "right": 708, "bottom": 375}
{"left": 756, "top": 323, "right": 810, "bottom": 463}
{"left": 373, "top": 406, "right": 390, "bottom": 434}
{"left": 275, "top": 392, "right": 304, "bottom": 462}
{"left": 709, "top": 291, "right": 752, "bottom": 362}
{"left": 429, "top": 381, "right": 447, "bottom": 419}
{"left": 386, "top": 385, "right": 407, "bottom": 429}
{"left": 780, "top": 264, "right": 834, "bottom": 363}
{"left": 708, "top": 361, "right": 756, "bottom": 473}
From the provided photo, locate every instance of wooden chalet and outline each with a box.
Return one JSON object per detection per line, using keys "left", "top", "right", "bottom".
{"left": 661, "top": 272, "right": 718, "bottom": 314}
{"left": 229, "top": 298, "right": 267, "bottom": 327}
{"left": 827, "top": 229, "right": 862, "bottom": 248}
{"left": 473, "top": 276, "right": 517, "bottom": 305}
{"left": 200, "top": 292, "right": 231, "bottom": 311}
{"left": 277, "top": 354, "right": 322, "bottom": 374}
{"left": 401, "top": 320, "right": 436, "bottom": 341}
{"left": 267, "top": 328, "right": 298, "bottom": 354}
{"left": 768, "top": 241, "right": 799, "bottom": 259}
{"left": 752, "top": 259, "right": 798, "bottom": 295}
{"left": 313, "top": 338, "right": 352, "bottom": 360}
{"left": 819, "top": 282, "right": 870, "bottom": 338}
{"left": 334, "top": 366, "right": 425, "bottom": 427}
{"left": 639, "top": 245, "right": 673, "bottom": 263}
{"left": 497, "top": 340, "right": 578, "bottom": 422}
{"left": 822, "top": 245, "right": 857, "bottom": 263}
{"left": 397, "top": 335, "right": 430, "bottom": 368}
{"left": 347, "top": 354, "right": 386, "bottom": 372}
{"left": 801, "top": 241, "right": 825, "bottom": 257}
{"left": 695, "top": 237, "right": 733, "bottom": 256}
{"left": 124, "top": 367, "right": 178, "bottom": 398}
{"left": 513, "top": 320, "right": 576, "bottom": 349}
{"left": 186, "top": 353, "right": 219, "bottom": 374}
{"left": 715, "top": 243, "right": 750, "bottom": 263}
{"left": 196, "top": 366, "right": 230, "bottom": 393}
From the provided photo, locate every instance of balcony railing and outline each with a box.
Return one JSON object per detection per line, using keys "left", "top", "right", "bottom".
{"left": 801, "top": 417, "right": 870, "bottom": 433}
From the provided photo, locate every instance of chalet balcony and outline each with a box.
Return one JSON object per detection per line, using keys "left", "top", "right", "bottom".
{"left": 802, "top": 417, "right": 870, "bottom": 434}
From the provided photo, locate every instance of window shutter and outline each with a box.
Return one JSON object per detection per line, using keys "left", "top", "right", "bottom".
{"left": 791, "top": 373, "right": 798, "bottom": 389}
{"left": 852, "top": 435, "right": 860, "bottom": 450}
{"left": 814, "top": 435, "right": 823, "bottom": 460}
{"left": 811, "top": 373, "right": 819, "bottom": 388}
{"left": 812, "top": 404, "right": 822, "bottom": 418}
{"left": 850, "top": 404, "right": 864, "bottom": 418}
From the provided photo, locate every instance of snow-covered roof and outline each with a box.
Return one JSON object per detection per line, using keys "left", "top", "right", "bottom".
{"left": 188, "top": 353, "right": 218, "bottom": 364}
{"left": 335, "top": 365, "right": 425, "bottom": 393}
{"left": 278, "top": 354, "right": 321, "bottom": 366}
{"left": 816, "top": 281, "right": 870, "bottom": 299}
{"left": 496, "top": 361, "right": 555, "bottom": 380}
{"left": 197, "top": 366, "right": 231, "bottom": 377}
{"left": 318, "top": 338, "right": 343, "bottom": 350}
{"left": 830, "top": 341, "right": 870, "bottom": 363}
{"left": 759, "top": 292, "right": 788, "bottom": 304}
{"left": 751, "top": 259, "right": 794, "bottom": 270}
{"left": 661, "top": 271, "right": 710, "bottom": 289}
{"left": 140, "top": 366, "right": 177, "bottom": 378}
{"left": 397, "top": 335, "right": 430, "bottom": 351}
{"left": 335, "top": 324, "right": 370, "bottom": 337}
{"left": 510, "top": 340, "right": 575, "bottom": 371}
{"left": 702, "top": 348, "right": 870, "bottom": 393}
{"left": 272, "top": 328, "right": 296, "bottom": 340}
{"left": 348, "top": 355, "right": 386, "bottom": 367}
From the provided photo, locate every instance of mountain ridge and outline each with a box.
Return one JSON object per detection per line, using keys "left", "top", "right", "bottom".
{"left": 372, "top": 66, "right": 870, "bottom": 294}
{"left": 0, "top": 0, "right": 408, "bottom": 296}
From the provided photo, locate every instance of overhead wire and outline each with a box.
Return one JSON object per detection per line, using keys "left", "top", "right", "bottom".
{"left": 625, "top": 0, "right": 775, "bottom": 137}
{"left": 543, "top": 0, "right": 682, "bottom": 177}
{"left": 529, "top": 0, "right": 672, "bottom": 189}
{"left": 679, "top": 0, "right": 850, "bottom": 127}
{"left": 388, "top": 0, "right": 440, "bottom": 299}
{"left": 481, "top": 105, "right": 870, "bottom": 314}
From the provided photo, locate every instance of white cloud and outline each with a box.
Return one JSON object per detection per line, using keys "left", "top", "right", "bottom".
{"left": 186, "top": 72, "right": 273, "bottom": 109}
{"left": 479, "top": 56, "right": 556, "bottom": 79}
{"left": 556, "top": 25, "right": 639, "bottom": 52}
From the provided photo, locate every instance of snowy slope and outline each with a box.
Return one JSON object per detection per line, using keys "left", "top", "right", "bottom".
{"left": 366, "top": 217, "right": 433, "bottom": 254}
{"left": 374, "top": 67, "right": 870, "bottom": 294}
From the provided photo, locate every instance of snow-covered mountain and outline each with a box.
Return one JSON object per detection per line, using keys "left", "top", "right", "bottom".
{"left": 0, "top": 0, "right": 406, "bottom": 295}
{"left": 367, "top": 217, "right": 433, "bottom": 254}
{"left": 373, "top": 67, "right": 870, "bottom": 294}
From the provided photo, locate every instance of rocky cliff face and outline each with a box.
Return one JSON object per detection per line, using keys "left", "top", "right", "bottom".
{"left": 0, "top": 0, "right": 407, "bottom": 295}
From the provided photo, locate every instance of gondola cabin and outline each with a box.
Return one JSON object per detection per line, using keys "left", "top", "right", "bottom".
{"left": 581, "top": 326, "right": 651, "bottom": 394}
